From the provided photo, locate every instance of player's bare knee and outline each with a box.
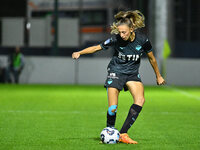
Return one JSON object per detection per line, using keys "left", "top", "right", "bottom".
{"left": 142, "top": 97, "right": 145, "bottom": 105}
{"left": 108, "top": 105, "right": 118, "bottom": 116}
{"left": 135, "top": 97, "right": 145, "bottom": 106}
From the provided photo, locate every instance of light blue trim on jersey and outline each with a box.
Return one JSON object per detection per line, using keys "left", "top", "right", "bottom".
{"left": 146, "top": 48, "right": 153, "bottom": 53}
{"left": 137, "top": 74, "right": 141, "bottom": 79}
{"left": 108, "top": 105, "right": 117, "bottom": 116}
{"left": 100, "top": 44, "right": 107, "bottom": 50}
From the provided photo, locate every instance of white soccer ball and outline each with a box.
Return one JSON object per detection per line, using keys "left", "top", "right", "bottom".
{"left": 100, "top": 127, "right": 120, "bottom": 144}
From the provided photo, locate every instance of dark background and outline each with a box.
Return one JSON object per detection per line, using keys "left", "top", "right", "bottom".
{"left": 0, "top": 0, "right": 200, "bottom": 58}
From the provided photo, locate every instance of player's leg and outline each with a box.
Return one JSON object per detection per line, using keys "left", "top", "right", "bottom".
{"left": 104, "top": 72, "right": 125, "bottom": 127}
{"left": 4, "top": 67, "right": 11, "bottom": 83}
{"left": 119, "top": 81, "right": 144, "bottom": 144}
{"left": 13, "top": 70, "right": 19, "bottom": 84}
{"left": 120, "top": 81, "right": 144, "bottom": 133}
{"left": 106, "top": 87, "right": 120, "bottom": 127}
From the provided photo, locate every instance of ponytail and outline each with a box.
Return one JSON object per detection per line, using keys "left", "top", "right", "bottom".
{"left": 111, "top": 10, "right": 145, "bottom": 34}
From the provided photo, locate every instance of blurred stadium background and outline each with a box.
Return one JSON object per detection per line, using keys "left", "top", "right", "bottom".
{"left": 0, "top": 0, "right": 199, "bottom": 85}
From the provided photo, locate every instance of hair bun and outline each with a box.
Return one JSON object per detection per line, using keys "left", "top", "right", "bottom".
{"left": 125, "top": 11, "right": 135, "bottom": 18}
{"left": 111, "top": 10, "right": 145, "bottom": 34}
{"left": 114, "top": 11, "right": 126, "bottom": 20}
{"left": 115, "top": 11, "right": 134, "bottom": 20}
{"left": 115, "top": 10, "right": 144, "bottom": 21}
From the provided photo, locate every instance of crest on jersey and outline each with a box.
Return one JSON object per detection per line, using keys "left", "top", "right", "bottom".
{"left": 136, "top": 45, "right": 142, "bottom": 51}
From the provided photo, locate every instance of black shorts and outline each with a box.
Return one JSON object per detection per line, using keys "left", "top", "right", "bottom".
{"left": 104, "top": 72, "right": 142, "bottom": 91}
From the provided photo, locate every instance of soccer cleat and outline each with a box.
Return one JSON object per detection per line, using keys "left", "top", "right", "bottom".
{"left": 119, "top": 133, "right": 138, "bottom": 144}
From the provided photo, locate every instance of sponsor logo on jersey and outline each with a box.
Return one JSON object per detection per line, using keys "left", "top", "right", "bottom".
{"left": 110, "top": 73, "right": 116, "bottom": 77}
{"left": 118, "top": 52, "right": 140, "bottom": 61}
{"left": 104, "top": 39, "right": 111, "bottom": 45}
{"left": 136, "top": 45, "right": 142, "bottom": 51}
{"left": 108, "top": 73, "right": 119, "bottom": 79}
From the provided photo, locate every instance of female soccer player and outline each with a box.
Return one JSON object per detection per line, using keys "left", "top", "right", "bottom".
{"left": 72, "top": 10, "right": 165, "bottom": 144}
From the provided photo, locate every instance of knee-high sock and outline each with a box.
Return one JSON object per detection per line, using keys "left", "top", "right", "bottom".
{"left": 107, "top": 112, "right": 116, "bottom": 127}
{"left": 120, "top": 104, "right": 142, "bottom": 133}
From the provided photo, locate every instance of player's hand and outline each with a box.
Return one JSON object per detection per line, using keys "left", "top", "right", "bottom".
{"left": 157, "top": 76, "right": 166, "bottom": 85}
{"left": 72, "top": 52, "right": 80, "bottom": 59}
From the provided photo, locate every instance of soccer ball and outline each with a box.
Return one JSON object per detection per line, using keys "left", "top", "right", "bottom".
{"left": 100, "top": 127, "right": 120, "bottom": 144}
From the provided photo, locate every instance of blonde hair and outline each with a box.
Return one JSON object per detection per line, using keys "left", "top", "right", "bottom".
{"left": 111, "top": 10, "right": 145, "bottom": 34}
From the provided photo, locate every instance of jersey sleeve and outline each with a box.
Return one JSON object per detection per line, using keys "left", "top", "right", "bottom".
{"left": 100, "top": 36, "right": 117, "bottom": 50}
{"left": 142, "top": 38, "right": 152, "bottom": 53}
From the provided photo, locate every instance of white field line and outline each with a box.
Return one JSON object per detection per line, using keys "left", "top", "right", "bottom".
{"left": 0, "top": 110, "right": 82, "bottom": 114}
{"left": 1, "top": 87, "right": 200, "bottom": 115}
{"left": 165, "top": 86, "right": 200, "bottom": 101}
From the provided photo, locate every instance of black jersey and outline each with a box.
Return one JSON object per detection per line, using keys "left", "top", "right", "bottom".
{"left": 100, "top": 32, "right": 152, "bottom": 75}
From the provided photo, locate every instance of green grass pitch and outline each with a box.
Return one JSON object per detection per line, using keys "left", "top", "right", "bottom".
{"left": 0, "top": 84, "right": 200, "bottom": 150}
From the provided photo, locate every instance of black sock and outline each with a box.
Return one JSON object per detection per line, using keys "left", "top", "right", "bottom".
{"left": 120, "top": 104, "right": 142, "bottom": 133}
{"left": 106, "top": 112, "right": 116, "bottom": 127}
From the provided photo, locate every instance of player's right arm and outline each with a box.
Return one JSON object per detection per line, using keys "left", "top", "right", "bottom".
{"left": 72, "top": 36, "right": 117, "bottom": 59}
{"left": 72, "top": 45, "right": 102, "bottom": 59}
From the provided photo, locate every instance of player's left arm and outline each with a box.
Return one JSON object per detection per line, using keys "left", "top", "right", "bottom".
{"left": 146, "top": 51, "right": 166, "bottom": 85}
